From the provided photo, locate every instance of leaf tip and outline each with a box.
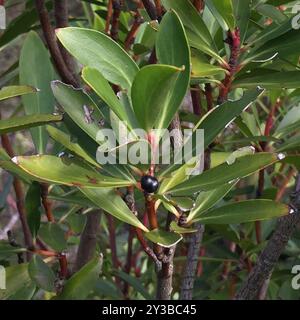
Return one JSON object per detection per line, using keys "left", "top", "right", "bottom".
{"left": 11, "top": 156, "right": 19, "bottom": 165}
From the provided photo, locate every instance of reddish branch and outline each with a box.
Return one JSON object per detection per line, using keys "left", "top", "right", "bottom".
{"left": 35, "top": 0, "right": 79, "bottom": 87}
{"left": 41, "top": 183, "right": 55, "bottom": 222}
{"left": 236, "top": 174, "right": 300, "bottom": 300}
{"left": 191, "top": 85, "right": 202, "bottom": 116}
{"left": 125, "top": 13, "right": 143, "bottom": 51}
{"left": 1, "top": 129, "right": 34, "bottom": 261}
{"left": 193, "top": 0, "right": 204, "bottom": 12}
{"left": 154, "top": 0, "right": 162, "bottom": 19}
{"left": 218, "top": 28, "right": 241, "bottom": 104}
{"left": 205, "top": 83, "right": 213, "bottom": 110}
{"left": 111, "top": 0, "right": 121, "bottom": 41}
{"left": 141, "top": 0, "right": 158, "bottom": 20}
{"left": 105, "top": 0, "right": 113, "bottom": 34}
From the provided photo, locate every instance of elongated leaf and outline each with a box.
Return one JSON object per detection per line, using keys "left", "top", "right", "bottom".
{"left": 194, "top": 200, "right": 290, "bottom": 224}
{"left": 169, "top": 153, "right": 281, "bottom": 195}
{"left": 46, "top": 125, "right": 100, "bottom": 168}
{"left": 0, "top": 114, "right": 62, "bottom": 135}
{"left": 81, "top": 67, "right": 138, "bottom": 130}
{"left": 56, "top": 27, "right": 139, "bottom": 91}
{"left": 0, "top": 85, "right": 37, "bottom": 101}
{"left": 25, "top": 182, "right": 42, "bottom": 239}
{"left": 161, "top": 0, "right": 223, "bottom": 63}
{"left": 0, "top": 263, "right": 30, "bottom": 300}
{"left": 28, "top": 255, "right": 55, "bottom": 292}
{"left": 156, "top": 10, "right": 190, "bottom": 130}
{"left": 19, "top": 31, "right": 55, "bottom": 153}
{"left": 187, "top": 182, "right": 238, "bottom": 223}
{"left": 12, "top": 155, "right": 133, "bottom": 188}
{"left": 51, "top": 80, "right": 105, "bottom": 144}
{"left": 206, "top": 0, "right": 235, "bottom": 30}
{"left": 59, "top": 255, "right": 102, "bottom": 300}
{"left": 115, "top": 271, "right": 152, "bottom": 300}
{"left": 38, "top": 222, "right": 67, "bottom": 252}
{"left": 80, "top": 187, "right": 148, "bottom": 232}
{"left": 144, "top": 229, "right": 183, "bottom": 247}
{"left": 131, "top": 64, "right": 183, "bottom": 131}
{"left": 233, "top": 0, "right": 251, "bottom": 43}
{"left": 276, "top": 105, "right": 300, "bottom": 135}
{"left": 233, "top": 71, "right": 300, "bottom": 89}
{"left": 0, "top": 242, "right": 26, "bottom": 259}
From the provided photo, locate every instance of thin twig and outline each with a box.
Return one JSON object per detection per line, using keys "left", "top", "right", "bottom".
{"left": 125, "top": 12, "right": 143, "bottom": 50}
{"left": 141, "top": 0, "right": 157, "bottom": 20}
{"left": 35, "top": 0, "right": 79, "bottom": 87}
{"left": 1, "top": 129, "right": 34, "bottom": 261}
{"left": 235, "top": 174, "right": 300, "bottom": 300}
{"left": 105, "top": 0, "right": 113, "bottom": 34}
{"left": 41, "top": 183, "right": 55, "bottom": 222}
{"left": 111, "top": 0, "right": 121, "bottom": 41}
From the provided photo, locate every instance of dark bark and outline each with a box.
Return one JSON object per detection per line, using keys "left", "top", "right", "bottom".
{"left": 141, "top": 0, "right": 157, "bottom": 20}
{"left": 235, "top": 174, "right": 300, "bottom": 300}
{"left": 180, "top": 223, "right": 205, "bottom": 300}
{"left": 35, "top": 0, "right": 79, "bottom": 87}
{"left": 74, "top": 210, "right": 102, "bottom": 272}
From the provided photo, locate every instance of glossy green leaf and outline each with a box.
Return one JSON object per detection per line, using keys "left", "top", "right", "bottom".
{"left": 170, "top": 153, "right": 281, "bottom": 195}
{"left": 233, "top": 71, "right": 300, "bottom": 89}
{"left": 12, "top": 155, "right": 133, "bottom": 188}
{"left": 187, "top": 182, "right": 238, "bottom": 223}
{"left": 0, "top": 263, "right": 31, "bottom": 300}
{"left": 0, "top": 114, "right": 62, "bottom": 135}
{"left": 56, "top": 27, "right": 139, "bottom": 91}
{"left": 191, "top": 50, "right": 225, "bottom": 79}
{"left": 28, "top": 255, "right": 55, "bottom": 292}
{"left": 0, "top": 85, "right": 37, "bottom": 101}
{"left": 46, "top": 125, "right": 100, "bottom": 168}
{"left": 38, "top": 222, "right": 67, "bottom": 252}
{"left": 51, "top": 80, "right": 105, "bottom": 144}
{"left": 80, "top": 187, "right": 148, "bottom": 232}
{"left": 170, "top": 221, "right": 198, "bottom": 234}
{"left": 144, "top": 229, "right": 183, "bottom": 248}
{"left": 131, "top": 64, "right": 183, "bottom": 131}
{"left": 19, "top": 31, "right": 55, "bottom": 153}
{"left": 81, "top": 67, "right": 138, "bottom": 130}
{"left": 256, "top": 4, "right": 287, "bottom": 23}
{"left": 207, "top": 0, "right": 235, "bottom": 30}
{"left": 161, "top": 0, "right": 223, "bottom": 63}
{"left": 0, "top": 242, "right": 26, "bottom": 259}
{"left": 59, "top": 255, "right": 102, "bottom": 300}
{"left": 25, "top": 182, "right": 42, "bottom": 239}
{"left": 233, "top": 0, "right": 251, "bottom": 43}
{"left": 156, "top": 10, "right": 190, "bottom": 129}
{"left": 194, "top": 200, "right": 290, "bottom": 224}
{"left": 276, "top": 105, "right": 300, "bottom": 135}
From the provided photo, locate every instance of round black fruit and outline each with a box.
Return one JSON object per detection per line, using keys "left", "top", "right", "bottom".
{"left": 141, "top": 175, "right": 159, "bottom": 193}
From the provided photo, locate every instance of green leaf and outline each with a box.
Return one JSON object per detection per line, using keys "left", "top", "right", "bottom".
{"left": 28, "top": 255, "right": 55, "bottom": 292}
{"left": 0, "top": 114, "right": 62, "bottom": 135}
{"left": 276, "top": 105, "right": 300, "bottom": 136}
{"left": 233, "top": 71, "right": 300, "bottom": 89}
{"left": 19, "top": 31, "right": 55, "bottom": 153}
{"left": 46, "top": 125, "right": 100, "bottom": 168}
{"left": 233, "top": 0, "right": 251, "bottom": 43}
{"left": 0, "top": 85, "right": 37, "bottom": 101}
{"left": 206, "top": 0, "right": 235, "bottom": 31}
{"left": 170, "top": 221, "right": 198, "bottom": 234}
{"left": 256, "top": 4, "right": 287, "bottom": 23}
{"left": 80, "top": 187, "right": 148, "bottom": 232}
{"left": 25, "top": 182, "right": 42, "bottom": 239}
{"left": 0, "top": 263, "right": 31, "bottom": 300}
{"left": 169, "top": 153, "right": 281, "bottom": 195}
{"left": 59, "top": 255, "right": 102, "bottom": 300}
{"left": 56, "top": 27, "right": 139, "bottom": 91}
{"left": 187, "top": 182, "right": 238, "bottom": 223}
{"left": 132, "top": 64, "right": 183, "bottom": 131}
{"left": 81, "top": 67, "right": 138, "bottom": 130}
{"left": 12, "top": 155, "right": 133, "bottom": 188}
{"left": 191, "top": 49, "right": 225, "bottom": 79}
{"left": 144, "top": 229, "right": 182, "bottom": 247}
{"left": 194, "top": 200, "right": 290, "bottom": 224}
{"left": 0, "top": 241, "right": 26, "bottom": 260}
{"left": 39, "top": 222, "right": 67, "bottom": 252}
{"left": 114, "top": 271, "right": 152, "bottom": 300}
{"left": 156, "top": 10, "right": 191, "bottom": 129}
{"left": 51, "top": 80, "right": 105, "bottom": 144}
{"left": 161, "top": 0, "right": 223, "bottom": 63}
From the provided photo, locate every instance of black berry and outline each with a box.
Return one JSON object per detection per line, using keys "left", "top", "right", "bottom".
{"left": 141, "top": 175, "right": 159, "bottom": 194}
